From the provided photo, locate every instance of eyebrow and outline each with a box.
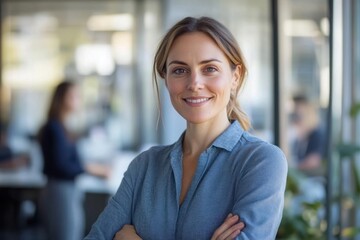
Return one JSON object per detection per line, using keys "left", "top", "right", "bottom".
{"left": 168, "top": 58, "right": 222, "bottom": 66}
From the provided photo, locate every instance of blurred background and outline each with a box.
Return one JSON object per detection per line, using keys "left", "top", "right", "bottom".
{"left": 0, "top": 0, "right": 359, "bottom": 239}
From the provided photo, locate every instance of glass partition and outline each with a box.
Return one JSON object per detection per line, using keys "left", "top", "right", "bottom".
{"left": 276, "top": 0, "right": 329, "bottom": 238}
{"left": 0, "top": 0, "right": 341, "bottom": 238}
{"left": 1, "top": 0, "right": 161, "bottom": 153}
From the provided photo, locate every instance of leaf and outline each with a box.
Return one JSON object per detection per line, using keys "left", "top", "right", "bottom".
{"left": 285, "top": 168, "right": 308, "bottom": 194}
{"left": 342, "top": 227, "right": 360, "bottom": 237}
{"left": 302, "top": 201, "right": 323, "bottom": 211}
{"left": 352, "top": 160, "right": 360, "bottom": 194}
{"left": 336, "top": 143, "right": 360, "bottom": 158}
{"left": 350, "top": 103, "right": 360, "bottom": 118}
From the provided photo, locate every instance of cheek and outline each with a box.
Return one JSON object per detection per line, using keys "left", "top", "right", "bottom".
{"left": 166, "top": 79, "right": 183, "bottom": 97}
{"left": 66, "top": 96, "right": 80, "bottom": 110}
{"left": 209, "top": 77, "right": 232, "bottom": 97}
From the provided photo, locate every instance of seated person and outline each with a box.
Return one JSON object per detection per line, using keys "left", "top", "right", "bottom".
{"left": 290, "top": 95, "right": 325, "bottom": 175}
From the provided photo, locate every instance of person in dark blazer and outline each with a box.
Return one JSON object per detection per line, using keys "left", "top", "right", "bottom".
{"left": 39, "top": 80, "right": 109, "bottom": 240}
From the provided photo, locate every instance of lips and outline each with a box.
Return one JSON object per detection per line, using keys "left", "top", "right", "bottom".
{"left": 183, "top": 97, "right": 211, "bottom": 105}
{"left": 185, "top": 98, "right": 209, "bottom": 103}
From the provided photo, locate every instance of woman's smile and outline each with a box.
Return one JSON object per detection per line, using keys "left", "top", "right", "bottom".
{"left": 183, "top": 97, "right": 212, "bottom": 106}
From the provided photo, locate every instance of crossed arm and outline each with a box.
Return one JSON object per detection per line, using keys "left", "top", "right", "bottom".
{"left": 114, "top": 213, "right": 245, "bottom": 240}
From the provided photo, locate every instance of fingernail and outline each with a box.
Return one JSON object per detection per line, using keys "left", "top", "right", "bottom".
{"left": 228, "top": 213, "right": 233, "bottom": 217}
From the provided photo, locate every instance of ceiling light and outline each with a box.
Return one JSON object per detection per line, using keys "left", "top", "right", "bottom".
{"left": 87, "top": 14, "right": 133, "bottom": 31}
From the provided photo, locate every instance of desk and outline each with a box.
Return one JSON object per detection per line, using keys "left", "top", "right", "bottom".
{"left": 0, "top": 169, "right": 46, "bottom": 188}
{"left": 0, "top": 151, "right": 136, "bottom": 193}
{"left": 77, "top": 151, "right": 136, "bottom": 194}
{"left": 0, "top": 169, "right": 45, "bottom": 234}
{"left": 0, "top": 151, "right": 136, "bottom": 236}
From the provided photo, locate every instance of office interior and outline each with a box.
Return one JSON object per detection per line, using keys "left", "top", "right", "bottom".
{"left": 0, "top": 0, "right": 359, "bottom": 239}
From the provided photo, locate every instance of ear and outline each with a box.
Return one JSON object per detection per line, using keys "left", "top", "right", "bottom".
{"left": 231, "top": 65, "right": 241, "bottom": 90}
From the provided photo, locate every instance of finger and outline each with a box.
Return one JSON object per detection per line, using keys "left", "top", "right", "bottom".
{"left": 212, "top": 215, "right": 239, "bottom": 239}
{"left": 224, "top": 229, "right": 241, "bottom": 240}
{"left": 126, "top": 225, "right": 137, "bottom": 233}
{"left": 218, "top": 222, "right": 245, "bottom": 240}
{"left": 122, "top": 224, "right": 132, "bottom": 229}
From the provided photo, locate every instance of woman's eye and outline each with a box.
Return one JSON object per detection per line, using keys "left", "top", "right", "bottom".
{"left": 204, "top": 66, "right": 217, "bottom": 73}
{"left": 173, "top": 68, "right": 187, "bottom": 75}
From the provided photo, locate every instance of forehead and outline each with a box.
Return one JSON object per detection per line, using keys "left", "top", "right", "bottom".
{"left": 65, "top": 85, "right": 78, "bottom": 96}
{"left": 167, "top": 32, "right": 227, "bottom": 63}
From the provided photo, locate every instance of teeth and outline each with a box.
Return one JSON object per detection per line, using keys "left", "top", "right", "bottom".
{"left": 186, "top": 98, "right": 209, "bottom": 103}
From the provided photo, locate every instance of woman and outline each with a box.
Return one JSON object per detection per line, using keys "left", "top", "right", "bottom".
{"left": 84, "top": 17, "right": 287, "bottom": 240}
{"left": 39, "top": 81, "right": 109, "bottom": 240}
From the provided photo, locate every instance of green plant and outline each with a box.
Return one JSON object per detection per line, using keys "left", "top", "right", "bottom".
{"left": 277, "top": 103, "right": 360, "bottom": 239}
{"left": 330, "top": 103, "right": 360, "bottom": 238}
{"left": 277, "top": 169, "right": 326, "bottom": 240}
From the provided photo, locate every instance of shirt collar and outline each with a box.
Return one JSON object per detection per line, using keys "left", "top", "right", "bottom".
{"left": 211, "top": 121, "right": 244, "bottom": 151}
{"left": 171, "top": 121, "right": 244, "bottom": 155}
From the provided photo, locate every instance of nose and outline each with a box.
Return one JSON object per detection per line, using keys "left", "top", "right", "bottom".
{"left": 187, "top": 72, "right": 204, "bottom": 91}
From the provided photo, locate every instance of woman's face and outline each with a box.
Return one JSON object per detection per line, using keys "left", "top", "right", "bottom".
{"left": 165, "top": 32, "right": 239, "bottom": 124}
{"left": 63, "top": 86, "right": 80, "bottom": 114}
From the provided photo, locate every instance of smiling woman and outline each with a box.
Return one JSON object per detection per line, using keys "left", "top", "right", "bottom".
{"left": 84, "top": 16, "right": 287, "bottom": 240}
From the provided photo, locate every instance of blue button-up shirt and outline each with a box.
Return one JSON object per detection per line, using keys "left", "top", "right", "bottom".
{"left": 84, "top": 121, "right": 287, "bottom": 240}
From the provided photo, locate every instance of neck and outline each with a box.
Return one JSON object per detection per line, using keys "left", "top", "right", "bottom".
{"left": 183, "top": 114, "right": 230, "bottom": 156}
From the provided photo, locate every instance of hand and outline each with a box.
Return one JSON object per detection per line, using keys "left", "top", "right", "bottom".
{"left": 85, "top": 163, "right": 111, "bottom": 179}
{"left": 211, "top": 213, "right": 245, "bottom": 240}
{"left": 113, "top": 224, "right": 142, "bottom": 240}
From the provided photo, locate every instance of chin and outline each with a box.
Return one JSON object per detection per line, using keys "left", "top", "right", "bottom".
{"left": 182, "top": 114, "right": 211, "bottom": 124}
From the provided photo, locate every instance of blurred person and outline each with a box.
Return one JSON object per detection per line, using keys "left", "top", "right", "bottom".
{"left": 290, "top": 95, "right": 325, "bottom": 175}
{"left": 84, "top": 16, "right": 287, "bottom": 240}
{"left": 38, "top": 81, "right": 109, "bottom": 240}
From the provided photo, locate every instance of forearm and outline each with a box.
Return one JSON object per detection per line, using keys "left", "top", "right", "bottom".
{"left": 298, "top": 153, "right": 321, "bottom": 171}
{"left": 85, "top": 166, "right": 135, "bottom": 240}
{"left": 84, "top": 197, "right": 130, "bottom": 240}
{"left": 85, "top": 163, "right": 110, "bottom": 178}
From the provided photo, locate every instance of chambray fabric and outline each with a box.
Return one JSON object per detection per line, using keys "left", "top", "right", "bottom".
{"left": 84, "top": 121, "right": 287, "bottom": 240}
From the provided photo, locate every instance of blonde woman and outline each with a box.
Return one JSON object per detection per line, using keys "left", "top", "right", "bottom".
{"left": 85, "top": 17, "right": 287, "bottom": 240}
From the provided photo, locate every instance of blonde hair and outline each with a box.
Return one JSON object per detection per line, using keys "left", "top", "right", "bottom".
{"left": 153, "top": 16, "right": 251, "bottom": 130}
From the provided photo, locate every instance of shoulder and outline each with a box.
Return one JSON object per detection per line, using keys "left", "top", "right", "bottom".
{"left": 235, "top": 131, "right": 287, "bottom": 171}
{"left": 42, "top": 119, "right": 63, "bottom": 133}
{"left": 121, "top": 143, "right": 177, "bottom": 186}
{"left": 310, "top": 127, "right": 325, "bottom": 140}
{"left": 229, "top": 132, "right": 288, "bottom": 194}
{"left": 39, "top": 119, "right": 61, "bottom": 139}
{"left": 137, "top": 144, "right": 174, "bottom": 160}
{"left": 127, "top": 143, "right": 175, "bottom": 170}
{"left": 240, "top": 131, "right": 285, "bottom": 156}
